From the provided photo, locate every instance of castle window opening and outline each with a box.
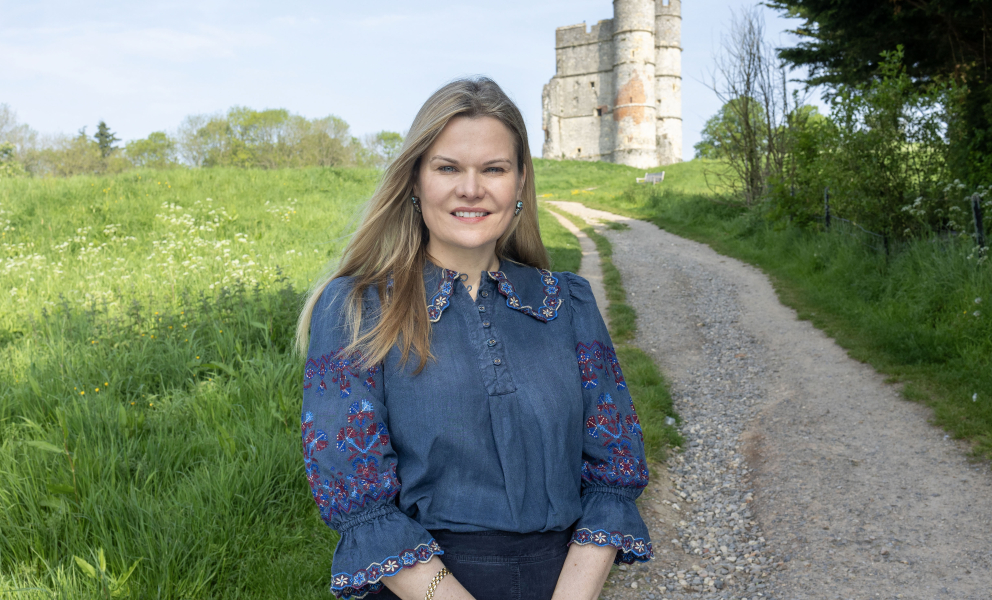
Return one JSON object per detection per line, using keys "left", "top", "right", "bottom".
{"left": 596, "top": 108, "right": 603, "bottom": 117}
{"left": 576, "top": 148, "right": 582, "bottom": 155}
{"left": 663, "top": 0, "right": 669, "bottom": 5}
{"left": 590, "top": 81, "right": 595, "bottom": 88}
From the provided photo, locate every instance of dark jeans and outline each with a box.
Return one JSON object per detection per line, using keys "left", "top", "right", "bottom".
{"left": 375, "top": 529, "right": 571, "bottom": 600}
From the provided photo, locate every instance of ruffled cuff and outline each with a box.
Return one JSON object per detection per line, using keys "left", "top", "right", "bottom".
{"left": 330, "top": 505, "right": 443, "bottom": 599}
{"left": 570, "top": 489, "right": 653, "bottom": 564}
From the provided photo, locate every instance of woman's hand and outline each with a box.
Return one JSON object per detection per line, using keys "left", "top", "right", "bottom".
{"left": 550, "top": 543, "right": 616, "bottom": 600}
{"left": 381, "top": 556, "right": 476, "bottom": 600}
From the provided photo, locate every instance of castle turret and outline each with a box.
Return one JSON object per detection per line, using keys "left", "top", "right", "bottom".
{"left": 611, "top": 0, "right": 657, "bottom": 169}
{"left": 655, "top": 0, "right": 682, "bottom": 164}
{"left": 542, "top": 1, "right": 681, "bottom": 167}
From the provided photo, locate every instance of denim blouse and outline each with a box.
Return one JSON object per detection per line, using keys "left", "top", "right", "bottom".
{"left": 302, "top": 260, "right": 653, "bottom": 599}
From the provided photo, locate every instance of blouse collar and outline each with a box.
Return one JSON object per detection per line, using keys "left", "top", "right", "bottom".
{"left": 425, "top": 260, "right": 561, "bottom": 324}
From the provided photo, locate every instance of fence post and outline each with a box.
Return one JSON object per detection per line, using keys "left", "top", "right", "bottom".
{"left": 883, "top": 234, "right": 889, "bottom": 256}
{"left": 824, "top": 187, "right": 831, "bottom": 230}
{"left": 973, "top": 194, "right": 987, "bottom": 248}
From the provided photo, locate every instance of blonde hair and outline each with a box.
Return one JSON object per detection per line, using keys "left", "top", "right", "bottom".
{"left": 296, "top": 77, "right": 549, "bottom": 371}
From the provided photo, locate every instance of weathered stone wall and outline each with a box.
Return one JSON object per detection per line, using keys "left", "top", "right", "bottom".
{"left": 542, "top": 0, "right": 682, "bottom": 167}
{"left": 655, "top": 0, "right": 682, "bottom": 165}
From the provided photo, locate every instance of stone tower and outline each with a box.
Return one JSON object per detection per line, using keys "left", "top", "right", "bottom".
{"left": 542, "top": 0, "right": 682, "bottom": 168}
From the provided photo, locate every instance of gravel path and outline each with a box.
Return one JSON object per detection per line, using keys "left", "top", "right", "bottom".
{"left": 548, "top": 201, "right": 992, "bottom": 600}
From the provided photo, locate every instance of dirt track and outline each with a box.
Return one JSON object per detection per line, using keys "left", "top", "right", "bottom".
{"left": 549, "top": 201, "right": 992, "bottom": 600}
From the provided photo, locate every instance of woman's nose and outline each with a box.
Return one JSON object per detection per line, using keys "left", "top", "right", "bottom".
{"left": 456, "top": 171, "right": 484, "bottom": 199}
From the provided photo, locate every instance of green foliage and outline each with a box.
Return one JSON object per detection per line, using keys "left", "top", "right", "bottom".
{"left": 94, "top": 122, "right": 120, "bottom": 159}
{"left": 125, "top": 132, "right": 178, "bottom": 169}
{"left": 768, "top": 48, "right": 957, "bottom": 237}
{"left": 767, "top": 0, "right": 992, "bottom": 184}
{"left": 363, "top": 131, "right": 404, "bottom": 169}
{"left": 694, "top": 97, "right": 767, "bottom": 160}
{"left": 27, "top": 131, "right": 130, "bottom": 178}
{"left": 177, "top": 107, "right": 366, "bottom": 169}
{"left": 0, "top": 141, "right": 26, "bottom": 178}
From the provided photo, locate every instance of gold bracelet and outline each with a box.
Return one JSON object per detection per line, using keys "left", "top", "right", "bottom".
{"left": 425, "top": 566, "right": 450, "bottom": 600}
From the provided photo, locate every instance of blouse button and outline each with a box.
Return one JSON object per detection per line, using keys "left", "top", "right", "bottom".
{"left": 482, "top": 321, "right": 491, "bottom": 328}
{"left": 487, "top": 338, "right": 497, "bottom": 347}
{"left": 493, "top": 358, "right": 502, "bottom": 365}
{"left": 478, "top": 305, "right": 486, "bottom": 312}
{"left": 480, "top": 291, "right": 489, "bottom": 298}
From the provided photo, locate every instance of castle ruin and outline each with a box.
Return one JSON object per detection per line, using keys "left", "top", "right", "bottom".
{"left": 542, "top": 0, "right": 682, "bottom": 169}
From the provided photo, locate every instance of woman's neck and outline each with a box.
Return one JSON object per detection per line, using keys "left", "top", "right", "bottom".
{"left": 427, "top": 244, "right": 500, "bottom": 302}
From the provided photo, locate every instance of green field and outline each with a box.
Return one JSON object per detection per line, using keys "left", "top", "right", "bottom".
{"left": 0, "top": 166, "right": 608, "bottom": 599}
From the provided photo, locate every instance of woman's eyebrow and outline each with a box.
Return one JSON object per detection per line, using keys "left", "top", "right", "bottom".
{"left": 429, "top": 155, "right": 512, "bottom": 166}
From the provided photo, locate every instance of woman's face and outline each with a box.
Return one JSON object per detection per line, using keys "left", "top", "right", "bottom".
{"left": 414, "top": 116, "right": 525, "bottom": 265}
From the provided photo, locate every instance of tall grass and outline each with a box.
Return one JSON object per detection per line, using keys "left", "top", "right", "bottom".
{"left": 0, "top": 167, "right": 583, "bottom": 598}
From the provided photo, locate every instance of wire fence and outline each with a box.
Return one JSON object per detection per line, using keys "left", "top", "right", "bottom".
{"left": 812, "top": 188, "right": 988, "bottom": 257}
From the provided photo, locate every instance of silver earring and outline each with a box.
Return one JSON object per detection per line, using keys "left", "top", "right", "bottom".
{"left": 514, "top": 200, "right": 523, "bottom": 216}
{"left": 411, "top": 195, "right": 422, "bottom": 213}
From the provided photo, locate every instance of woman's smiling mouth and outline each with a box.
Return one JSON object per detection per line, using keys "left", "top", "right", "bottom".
{"left": 453, "top": 210, "right": 490, "bottom": 218}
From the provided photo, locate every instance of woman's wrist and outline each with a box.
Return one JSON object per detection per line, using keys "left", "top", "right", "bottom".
{"left": 380, "top": 557, "right": 474, "bottom": 600}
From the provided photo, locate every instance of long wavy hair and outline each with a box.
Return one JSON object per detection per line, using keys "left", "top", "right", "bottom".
{"left": 295, "top": 77, "right": 549, "bottom": 371}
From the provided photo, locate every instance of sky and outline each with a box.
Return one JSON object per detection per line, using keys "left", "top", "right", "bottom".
{"left": 0, "top": 0, "right": 813, "bottom": 161}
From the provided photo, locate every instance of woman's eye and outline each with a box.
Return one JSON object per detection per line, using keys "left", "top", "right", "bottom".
{"left": 485, "top": 167, "right": 506, "bottom": 174}
{"left": 438, "top": 165, "right": 456, "bottom": 173}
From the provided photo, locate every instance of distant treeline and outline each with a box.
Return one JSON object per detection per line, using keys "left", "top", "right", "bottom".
{"left": 0, "top": 104, "right": 403, "bottom": 177}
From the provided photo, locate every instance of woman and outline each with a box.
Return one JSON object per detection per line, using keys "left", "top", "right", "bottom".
{"left": 297, "top": 78, "right": 652, "bottom": 600}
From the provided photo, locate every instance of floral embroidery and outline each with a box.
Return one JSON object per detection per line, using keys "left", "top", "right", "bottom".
{"left": 582, "top": 393, "right": 649, "bottom": 488}
{"left": 488, "top": 268, "right": 562, "bottom": 322}
{"left": 304, "top": 348, "right": 379, "bottom": 398}
{"left": 575, "top": 340, "right": 625, "bottom": 390}
{"left": 330, "top": 539, "right": 443, "bottom": 599}
{"left": 302, "top": 405, "right": 400, "bottom": 525}
{"left": 571, "top": 528, "right": 653, "bottom": 564}
{"left": 625, "top": 397, "right": 643, "bottom": 442}
{"left": 427, "top": 269, "right": 459, "bottom": 322}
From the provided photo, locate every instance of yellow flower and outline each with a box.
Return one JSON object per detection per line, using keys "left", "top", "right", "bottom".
{"left": 131, "top": 401, "right": 135, "bottom": 405}
{"left": 105, "top": 382, "right": 108, "bottom": 386}
{"left": 196, "top": 356, "right": 200, "bottom": 359}
{"left": 95, "top": 388, "right": 99, "bottom": 392}
{"left": 91, "top": 340, "right": 96, "bottom": 344}
{"left": 80, "top": 391, "right": 85, "bottom": 395}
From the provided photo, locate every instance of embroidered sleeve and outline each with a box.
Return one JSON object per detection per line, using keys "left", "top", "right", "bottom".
{"left": 564, "top": 272, "right": 654, "bottom": 565}
{"left": 303, "top": 278, "right": 441, "bottom": 599}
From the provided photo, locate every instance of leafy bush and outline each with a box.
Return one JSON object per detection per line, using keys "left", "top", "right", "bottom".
{"left": 767, "top": 47, "right": 957, "bottom": 238}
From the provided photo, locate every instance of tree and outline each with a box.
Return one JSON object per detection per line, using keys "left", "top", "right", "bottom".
{"left": 175, "top": 107, "right": 362, "bottom": 169}
{"left": 94, "top": 121, "right": 120, "bottom": 158}
{"left": 707, "top": 7, "right": 798, "bottom": 205}
{"left": 766, "top": 0, "right": 992, "bottom": 184}
{"left": 363, "top": 131, "right": 405, "bottom": 168}
{"left": 0, "top": 141, "right": 26, "bottom": 178}
{"left": 695, "top": 98, "right": 768, "bottom": 160}
{"left": 125, "top": 132, "right": 178, "bottom": 169}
